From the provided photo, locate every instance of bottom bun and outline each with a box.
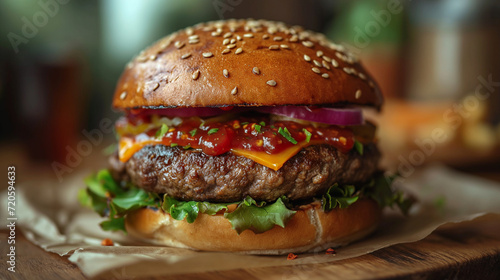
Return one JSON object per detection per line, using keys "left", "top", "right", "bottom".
{"left": 125, "top": 198, "right": 381, "bottom": 255}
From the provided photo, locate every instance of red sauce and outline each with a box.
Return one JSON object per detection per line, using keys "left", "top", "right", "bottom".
{"left": 116, "top": 114, "right": 355, "bottom": 156}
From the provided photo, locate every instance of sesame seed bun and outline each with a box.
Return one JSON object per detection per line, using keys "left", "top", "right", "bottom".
{"left": 125, "top": 199, "right": 381, "bottom": 254}
{"left": 113, "top": 19, "right": 382, "bottom": 110}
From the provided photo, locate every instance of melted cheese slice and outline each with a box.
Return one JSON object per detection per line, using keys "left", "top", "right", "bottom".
{"left": 231, "top": 142, "right": 307, "bottom": 171}
{"left": 118, "top": 137, "right": 309, "bottom": 171}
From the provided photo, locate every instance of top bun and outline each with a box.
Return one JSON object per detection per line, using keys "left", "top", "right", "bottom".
{"left": 113, "top": 19, "right": 382, "bottom": 110}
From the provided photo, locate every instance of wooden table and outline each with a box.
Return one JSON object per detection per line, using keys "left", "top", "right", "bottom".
{"left": 1, "top": 213, "right": 500, "bottom": 279}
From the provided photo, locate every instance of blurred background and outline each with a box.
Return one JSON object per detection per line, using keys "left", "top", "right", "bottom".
{"left": 1, "top": 0, "right": 500, "bottom": 182}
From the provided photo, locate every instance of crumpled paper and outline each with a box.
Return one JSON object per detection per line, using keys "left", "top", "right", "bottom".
{"left": 2, "top": 164, "right": 500, "bottom": 278}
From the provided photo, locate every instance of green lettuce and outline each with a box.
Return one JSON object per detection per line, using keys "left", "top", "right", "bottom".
{"left": 320, "top": 174, "right": 414, "bottom": 215}
{"left": 80, "top": 169, "right": 413, "bottom": 234}
{"left": 78, "top": 170, "right": 160, "bottom": 232}
{"left": 161, "top": 196, "right": 295, "bottom": 234}
{"left": 224, "top": 197, "right": 296, "bottom": 234}
{"left": 366, "top": 174, "right": 415, "bottom": 215}
{"left": 322, "top": 184, "right": 359, "bottom": 211}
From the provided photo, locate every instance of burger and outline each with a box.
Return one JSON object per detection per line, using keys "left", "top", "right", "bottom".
{"left": 79, "top": 19, "right": 412, "bottom": 254}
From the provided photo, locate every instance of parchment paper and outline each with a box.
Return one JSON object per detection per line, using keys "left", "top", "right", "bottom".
{"left": 2, "top": 164, "right": 500, "bottom": 278}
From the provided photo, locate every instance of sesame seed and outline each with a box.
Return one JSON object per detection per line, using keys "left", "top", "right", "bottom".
{"left": 192, "top": 70, "right": 200, "bottom": 80}
{"left": 266, "top": 80, "right": 277, "bottom": 86}
{"left": 227, "top": 44, "right": 236, "bottom": 49}
{"left": 263, "top": 34, "right": 270, "bottom": 39}
{"left": 312, "top": 67, "right": 321, "bottom": 74}
{"left": 323, "top": 56, "right": 331, "bottom": 62}
{"left": 243, "top": 33, "right": 253, "bottom": 38}
{"left": 120, "top": 91, "right": 127, "bottom": 100}
{"left": 358, "top": 73, "right": 366, "bottom": 80}
{"left": 313, "top": 60, "right": 322, "bottom": 67}
{"left": 188, "top": 35, "right": 199, "bottom": 40}
{"left": 149, "top": 54, "right": 157, "bottom": 60}
{"left": 342, "top": 67, "right": 352, "bottom": 74}
{"left": 223, "top": 38, "right": 230, "bottom": 45}
{"left": 316, "top": 50, "right": 324, "bottom": 57}
{"left": 175, "top": 41, "right": 185, "bottom": 49}
{"left": 221, "top": 49, "right": 231, "bottom": 55}
{"left": 336, "top": 52, "right": 346, "bottom": 61}
{"left": 151, "top": 82, "right": 159, "bottom": 91}
{"left": 202, "top": 52, "right": 213, "bottom": 58}
{"left": 322, "top": 73, "right": 329, "bottom": 79}
{"left": 331, "top": 58, "right": 339, "bottom": 68}
{"left": 236, "top": 35, "right": 242, "bottom": 41}
{"left": 269, "top": 45, "right": 280, "bottom": 50}
{"left": 186, "top": 28, "right": 194, "bottom": 36}
{"left": 231, "top": 86, "right": 238, "bottom": 95}
{"left": 223, "top": 32, "right": 233, "bottom": 38}
{"left": 302, "top": 41, "right": 314, "bottom": 48}
{"left": 268, "top": 27, "right": 277, "bottom": 34}
{"left": 322, "top": 60, "right": 330, "bottom": 70}
{"left": 235, "top": 48, "right": 243, "bottom": 55}
{"left": 188, "top": 39, "right": 199, "bottom": 44}
{"left": 181, "top": 53, "right": 191, "bottom": 59}
{"left": 355, "top": 89, "right": 362, "bottom": 99}
{"left": 211, "top": 31, "right": 221, "bottom": 37}
{"left": 136, "top": 55, "right": 147, "bottom": 62}
{"left": 273, "top": 36, "right": 283, "bottom": 41}
{"left": 304, "top": 54, "right": 311, "bottom": 62}
{"left": 252, "top": 67, "right": 260, "bottom": 75}
{"left": 280, "top": 44, "right": 289, "bottom": 49}
{"left": 230, "top": 38, "right": 236, "bottom": 44}
{"left": 289, "top": 35, "right": 298, "bottom": 42}
{"left": 202, "top": 26, "right": 213, "bottom": 32}
{"left": 223, "top": 69, "right": 229, "bottom": 78}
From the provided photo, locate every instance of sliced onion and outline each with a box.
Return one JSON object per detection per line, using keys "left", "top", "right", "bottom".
{"left": 131, "top": 106, "right": 363, "bottom": 126}
{"left": 257, "top": 106, "right": 364, "bottom": 125}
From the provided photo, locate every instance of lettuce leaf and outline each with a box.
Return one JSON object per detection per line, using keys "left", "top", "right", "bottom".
{"left": 80, "top": 170, "right": 160, "bottom": 233}
{"left": 321, "top": 174, "right": 414, "bottom": 215}
{"left": 322, "top": 184, "right": 359, "bottom": 211}
{"left": 367, "top": 174, "right": 415, "bottom": 215}
{"left": 80, "top": 169, "right": 413, "bottom": 235}
{"left": 162, "top": 196, "right": 200, "bottom": 223}
{"left": 161, "top": 195, "right": 295, "bottom": 234}
{"left": 224, "top": 197, "right": 296, "bottom": 234}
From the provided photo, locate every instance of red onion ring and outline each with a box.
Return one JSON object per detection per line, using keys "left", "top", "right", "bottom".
{"left": 130, "top": 106, "right": 363, "bottom": 125}
{"left": 256, "top": 106, "right": 364, "bottom": 125}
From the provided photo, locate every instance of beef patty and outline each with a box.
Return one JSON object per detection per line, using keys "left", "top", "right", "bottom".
{"left": 110, "top": 144, "right": 380, "bottom": 202}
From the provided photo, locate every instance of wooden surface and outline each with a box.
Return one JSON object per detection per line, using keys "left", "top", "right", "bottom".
{"left": 1, "top": 214, "right": 500, "bottom": 280}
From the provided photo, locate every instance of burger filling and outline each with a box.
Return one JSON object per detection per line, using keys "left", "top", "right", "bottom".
{"left": 79, "top": 108, "right": 413, "bottom": 234}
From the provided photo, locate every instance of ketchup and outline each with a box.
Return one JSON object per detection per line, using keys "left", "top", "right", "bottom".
{"left": 117, "top": 114, "right": 355, "bottom": 156}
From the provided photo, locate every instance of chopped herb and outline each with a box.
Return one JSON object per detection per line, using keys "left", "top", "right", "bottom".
{"left": 278, "top": 127, "right": 297, "bottom": 144}
{"left": 354, "top": 140, "right": 363, "bottom": 155}
{"left": 156, "top": 124, "right": 169, "bottom": 139}
{"left": 208, "top": 128, "right": 219, "bottom": 135}
{"left": 183, "top": 144, "right": 192, "bottom": 149}
{"left": 241, "top": 122, "right": 249, "bottom": 125}
{"left": 254, "top": 124, "right": 262, "bottom": 133}
{"left": 170, "top": 143, "right": 178, "bottom": 147}
{"left": 303, "top": 129, "right": 312, "bottom": 143}
{"left": 189, "top": 128, "right": 197, "bottom": 137}
{"left": 259, "top": 121, "right": 266, "bottom": 126}
{"left": 270, "top": 125, "right": 276, "bottom": 129}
